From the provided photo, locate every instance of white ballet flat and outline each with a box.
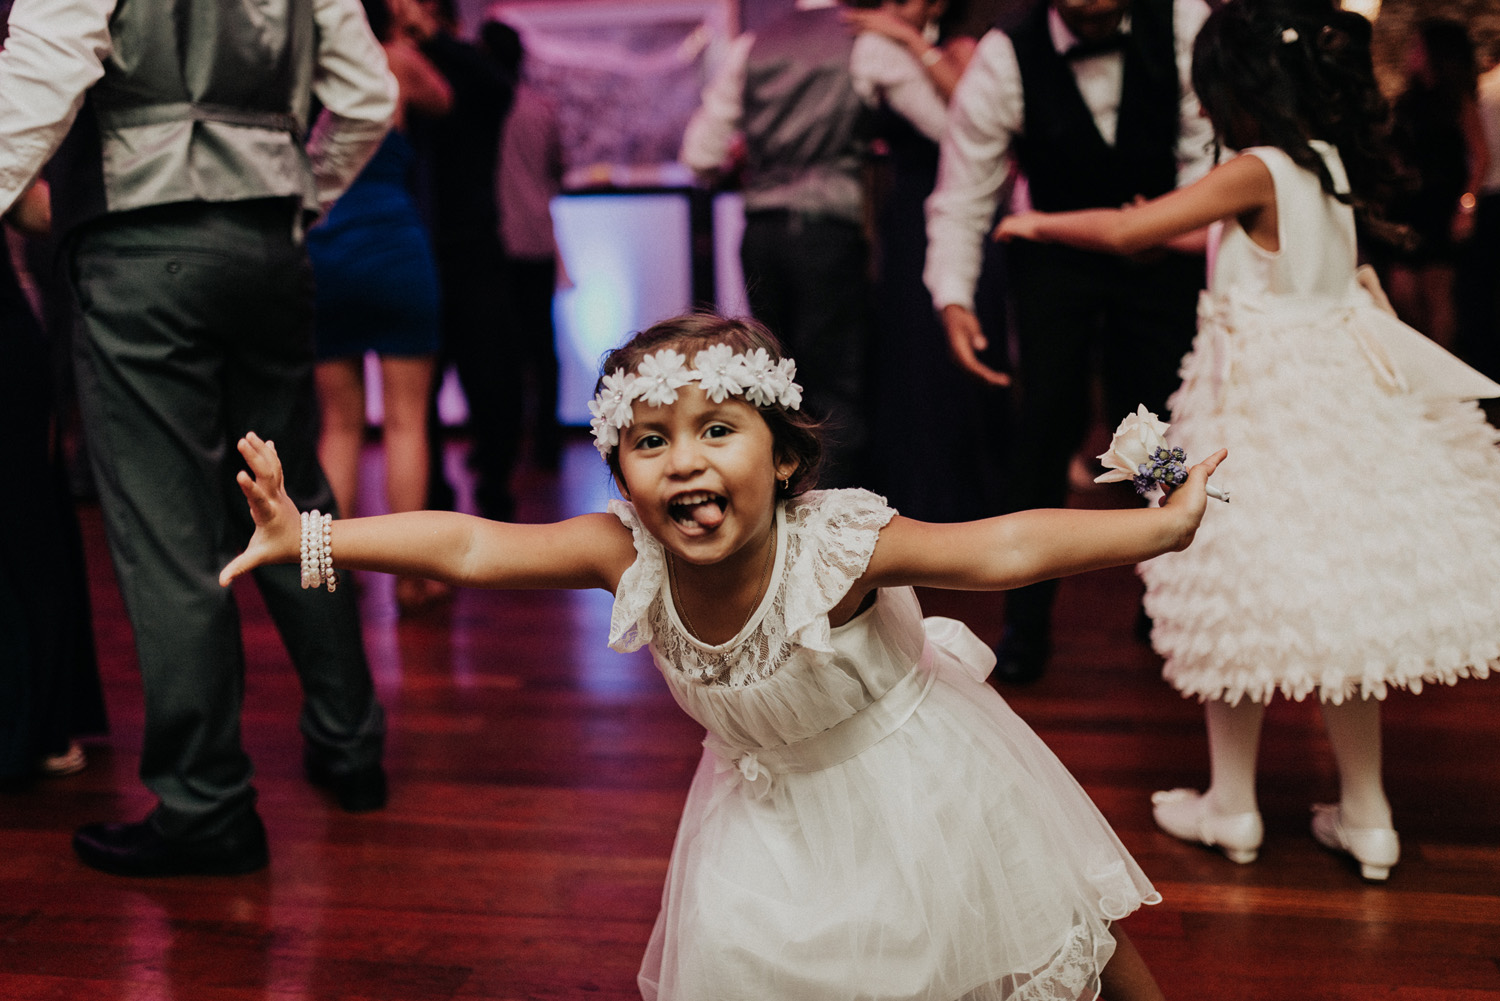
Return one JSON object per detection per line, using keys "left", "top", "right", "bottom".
{"left": 1310, "top": 803, "right": 1400, "bottom": 881}
{"left": 1151, "top": 788, "right": 1264, "bottom": 864}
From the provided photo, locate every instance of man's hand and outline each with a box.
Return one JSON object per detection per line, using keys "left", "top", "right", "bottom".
{"left": 942, "top": 304, "right": 1011, "bottom": 386}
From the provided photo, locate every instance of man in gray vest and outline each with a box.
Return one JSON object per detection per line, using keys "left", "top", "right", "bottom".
{"left": 0, "top": 0, "right": 397, "bottom": 875}
{"left": 681, "top": 0, "right": 879, "bottom": 488}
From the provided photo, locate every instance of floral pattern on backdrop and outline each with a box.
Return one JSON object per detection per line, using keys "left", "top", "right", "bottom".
{"left": 490, "top": 1, "right": 737, "bottom": 189}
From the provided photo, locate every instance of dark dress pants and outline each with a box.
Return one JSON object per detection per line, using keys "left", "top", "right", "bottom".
{"left": 505, "top": 255, "right": 562, "bottom": 464}
{"left": 429, "top": 235, "right": 520, "bottom": 520}
{"left": 1002, "top": 241, "right": 1203, "bottom": 636}
{"left": 69, "top": 200, "right": 384, "bottom": 839}
{"left": 741, "top": 211, "right": 872, "bottom": 489}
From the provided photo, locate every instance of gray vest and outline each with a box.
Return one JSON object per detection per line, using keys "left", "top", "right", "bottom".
{"left": 740, "top": 6, "right": 869, "bottom": 222}
{"left": 51, "top": 0, "right": 319, "bottom": 235}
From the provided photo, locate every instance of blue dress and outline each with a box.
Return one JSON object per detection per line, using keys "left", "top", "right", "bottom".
{"left": 307, "top": 130, "right": 442, "bottom": 359}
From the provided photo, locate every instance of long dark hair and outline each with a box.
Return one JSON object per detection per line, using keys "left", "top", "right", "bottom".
{"left": 1190, "top": 0, "right": 1403, "bottom": 245}
{"left": 596, "top": 313, "right": 824, "bottom": 499}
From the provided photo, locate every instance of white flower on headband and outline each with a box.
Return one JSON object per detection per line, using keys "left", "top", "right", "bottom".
{"left": 635, "top": 349, "right": 694, "bottom": 407}
{"left": 588, "top": 367, "right": 638, "bottom": 457}
{"left": 737, "top": 349, "right": 779, "bottom": 407}
{"left": 1281, "top": 27, "right": 1298, "bottom": 43}
{"left": 592, "top": 368, "right": 637, "bottom": 426}
{"left": 590, "top": 414, "right": 619, "bottom": 457}
{"left": 693, "top": 344, "right": 746, "bottom": 403}
{"left": 589, "top": 342, "right": 804, "bottom": 457}
{"left": 772, "top": 358, "right": 802, "bottom": 410}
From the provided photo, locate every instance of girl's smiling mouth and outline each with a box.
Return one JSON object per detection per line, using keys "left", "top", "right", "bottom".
{"left": 669, "top": 491, "right": 727, "bottom": 530}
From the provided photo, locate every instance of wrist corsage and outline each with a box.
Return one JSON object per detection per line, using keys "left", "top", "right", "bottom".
{"left": 1096, "top": 405, "right": 1229, "bottom": 502}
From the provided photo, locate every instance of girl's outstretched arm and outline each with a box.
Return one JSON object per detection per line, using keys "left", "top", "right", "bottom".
{"left": 219, "top": 433, "right": 635, "bottom": 592}
{"left": 995, "top": 153, "right": 1275, "bottom": 256}
{"left": 861, "top": 449, "right": 1226, "bottom": 595}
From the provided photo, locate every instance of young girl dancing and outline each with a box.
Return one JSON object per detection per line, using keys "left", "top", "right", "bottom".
{"left": 222, "top": 313, "right": 1225, "bottom": 1000}
{"left": 997, "top": 0, "right": 1500, "bottom": 882}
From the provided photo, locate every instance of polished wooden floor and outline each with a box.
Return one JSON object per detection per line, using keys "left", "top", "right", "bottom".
{"left": 4, "top": 435, "right": 1499, "bottom": 1000}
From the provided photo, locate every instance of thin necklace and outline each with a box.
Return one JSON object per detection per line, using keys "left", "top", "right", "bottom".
{"left": 668, "top": 524, "right": 776, "bottom": 643}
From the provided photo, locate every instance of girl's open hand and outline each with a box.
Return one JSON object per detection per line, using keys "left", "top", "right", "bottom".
{"left": 219, "top": 432, "right": 302, "bottom": 586}
{"left": 1158, "top": 448, "right": 1227, "bottom": 551}
{"left": 993, "top": 211, "right": 1045, "bottom": 243}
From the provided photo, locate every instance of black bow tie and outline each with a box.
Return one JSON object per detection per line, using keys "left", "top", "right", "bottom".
{"left": 1063, "top": 32, "right": 1128, "bottom": 61}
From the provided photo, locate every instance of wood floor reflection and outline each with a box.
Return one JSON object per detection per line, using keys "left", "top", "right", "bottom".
{"left": 3, "top": 434, "right": 1499, "bottom": 1000}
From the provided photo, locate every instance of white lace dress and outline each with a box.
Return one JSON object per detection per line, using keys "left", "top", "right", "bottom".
{"left": 1143, "top": 143, "right": 1500, "bottom": 705}
{"left": 610, "top": 489, "right": 1159, "bottom": 1001}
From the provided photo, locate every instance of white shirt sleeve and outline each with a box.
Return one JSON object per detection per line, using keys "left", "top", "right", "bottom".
{"left": 1173, "top": 0, "right": 1216, "bottom": 186}
{"left": 680, "top": 32, "right": 754, "bottom": 176}
{"left": 0, "top": 0, "right": 115, "bottom": 217}
{"left": 923, "top": 29, "right": 1023, "bottom": 314}
{"left": 305, "top": 0, "right": 398, "bottom": 209}
{"left": 850, "top": 31, "right": 947, "bottom": 144}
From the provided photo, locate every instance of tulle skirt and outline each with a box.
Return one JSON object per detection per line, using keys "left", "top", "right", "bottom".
{"left": 1143, "top": 290, "right": 1500, "bottom": 704}
{"left": 638, "top": 652, "right": 1158, "bottom": 1001}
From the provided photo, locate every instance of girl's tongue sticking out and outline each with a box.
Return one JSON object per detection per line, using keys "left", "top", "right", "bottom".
{"left": 672, "top": 493, "right": 726, "bottom": 530}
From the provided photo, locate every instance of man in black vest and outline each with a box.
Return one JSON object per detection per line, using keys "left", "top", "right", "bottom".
{"left": 0, "top": 0, "right": 396, "bottom": 874}
{"left": 925, "top": 0, "right": 1215, "bottom": 682}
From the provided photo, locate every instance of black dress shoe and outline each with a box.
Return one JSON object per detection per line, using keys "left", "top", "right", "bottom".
{"left": 992, "top": 625, "right": 1051, "bottom": 685}
{"left": 73, "top": 813, "right": 268, "bottom": 877}
{"left": 305, "top": 756, "right": 387, "bottom": 812}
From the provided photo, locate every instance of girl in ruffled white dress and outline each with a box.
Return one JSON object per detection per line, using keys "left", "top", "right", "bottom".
{"left": 997, "top": 0, "right": 1500, "bottom": 882}
{"left": 222, "top": 312, "right": 1226, "bottom": 1000}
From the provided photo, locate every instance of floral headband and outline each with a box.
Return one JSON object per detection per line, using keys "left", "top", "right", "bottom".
{"left": 589, "top": 344, "right": 803, "bottom": 457}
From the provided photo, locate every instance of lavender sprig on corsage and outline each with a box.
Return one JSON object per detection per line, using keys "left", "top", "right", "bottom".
{"left": 1096, "top": 405, "right": 1229, "bottom": 503}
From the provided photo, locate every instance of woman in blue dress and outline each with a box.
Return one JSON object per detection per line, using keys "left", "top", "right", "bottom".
{"left": 307, "top": 0, "right": 452, "bottom": 611}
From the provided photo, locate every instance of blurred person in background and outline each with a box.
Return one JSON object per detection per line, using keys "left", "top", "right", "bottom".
{"left": 0, "top": 170, "right": 106, "bottom": 787}
{"left": 0, "top": 0, "right": 396, "bottom": 874}
{"left": 410, "top": 0, "right": 517, "bottom": 521}
{"left": 483, "top": 20, "right": 565, "bottom": 471}
{"left": 307, "top": 0, "right": 453, "bottom": 613}
{"left": 1456, "top": 41, "right": 1500, "bottom": 401}
{"left": 1377, "top": 17, "right": 1489, "bottom": 352}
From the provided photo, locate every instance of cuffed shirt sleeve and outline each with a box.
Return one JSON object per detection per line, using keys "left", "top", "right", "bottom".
{"left": 306, "top": 0, "right": 397, "bottom": 210}
{"left": 850, "top": 31, "right": 947, "bottom": 143}
{"left": 680, "top": 31, "right": 753, "bottom": 177}
{"left": 1173, "top": 0, "right": 1216, "bottom": 186}
{"left": 0, "top": 0, "right": 114, "bottom": 216}
{"left": 923, "top": 29, "right": 1022, "bottom": 314}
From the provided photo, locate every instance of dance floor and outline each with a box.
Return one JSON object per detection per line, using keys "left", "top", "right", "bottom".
{"left": 3, "top": 434, "right": 1499, "bottom": 1000}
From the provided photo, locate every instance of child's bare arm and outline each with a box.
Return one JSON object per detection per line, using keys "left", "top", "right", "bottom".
{"left": 863, "top": 449, "right": 1226, "bottom": 593}
{"left": 995, "top": 155, "right": 1273, "bottom": 255}
{"left": 219, "top": 433, "right": 634, "bottom": 592}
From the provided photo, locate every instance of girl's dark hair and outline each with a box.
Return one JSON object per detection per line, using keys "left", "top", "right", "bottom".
{"left": 596, "top": 313, "right": 824, "bottom": 499}
{"left": 1191, "top": 0, "right": 1404, "bottom": 246}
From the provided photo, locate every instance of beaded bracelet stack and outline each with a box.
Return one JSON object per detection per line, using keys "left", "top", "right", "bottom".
{"left": 299, "top": 509, "right": 337, "bottom": 592}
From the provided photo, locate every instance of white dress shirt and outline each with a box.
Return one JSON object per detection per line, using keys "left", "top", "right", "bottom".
{"left": 680, "top": 12, "right": 947, "bottom": 175}
{"left": 1478, "top": 64, "right": 1500, "bottom": 196}
{"left": 924, "top": 1, "right": 1215, "bottom": 313}
{"left": 0, "top": 0, "right": 396, "bottom": 217}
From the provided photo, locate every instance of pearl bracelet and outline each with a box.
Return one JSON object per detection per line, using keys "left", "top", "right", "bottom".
{"left": 299, "top": 509, "right": 338, "bottom": 592}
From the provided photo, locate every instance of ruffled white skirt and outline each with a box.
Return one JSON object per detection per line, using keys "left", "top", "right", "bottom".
{"left": 1143, "top": 289, "right": 1500, "bottom": 704}
{"left": 639, "top": 629, "right": 1158, "bottom": 1001}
